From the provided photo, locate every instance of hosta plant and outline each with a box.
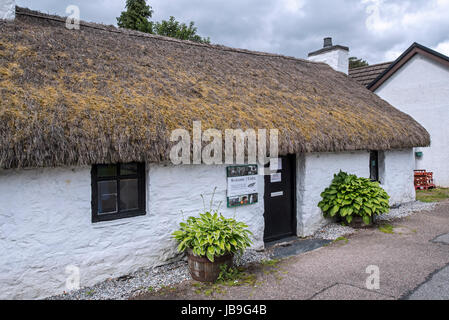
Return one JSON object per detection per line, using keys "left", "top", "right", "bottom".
{"left": 318, "top": 171, "right": 390, "bottom": 225}
{"left": 172, "top": 198, "right": 253, "bottom": 262}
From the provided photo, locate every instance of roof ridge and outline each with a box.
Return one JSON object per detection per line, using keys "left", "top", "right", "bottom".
{"left": 367, "top": 42, "right": 449, "bottom": 90}
{"left": 15, "top": 6, "right": 322, "bottom": 67}
{"left": 349, "top": 61, "right": 393, "bottom": 71}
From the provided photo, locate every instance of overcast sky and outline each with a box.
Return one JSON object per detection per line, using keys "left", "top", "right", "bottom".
{"left": 16, "top": 0, "right": 449, "bottom": 64}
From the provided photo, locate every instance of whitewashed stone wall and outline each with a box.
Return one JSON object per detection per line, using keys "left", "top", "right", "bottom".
{"left": 0, "top": 0, "right": 15, "bottom": 20}
{"left": 0, "top": 164, "right": 264, "bottom": 299}
{"left": 295, "top": 149, "right": 416, "bottom": 236}
{"left": 379, "top": 149, "right": 416, "bottom": 206}
{"left": 375, "top": 54, "right": 449, "bottom": 187}
{"left": 296, "top": 151, "right": 370, "bottom": 236}
{"left": 148, "top": 164, "right": 265, "bottom": 251}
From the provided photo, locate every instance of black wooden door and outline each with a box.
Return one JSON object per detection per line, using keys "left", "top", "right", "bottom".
{"left": 263, "top": 155, "right": 296, "bottom": 242}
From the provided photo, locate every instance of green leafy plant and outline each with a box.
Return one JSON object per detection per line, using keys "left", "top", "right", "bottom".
{"left": 172, "top": 190, "right": 253, "bottom": 262}
{"left": 216, "top": 264, "right": 257, "bottom": 286}
{"left": 318, "top": 171, "right": 390, "bottom": 225}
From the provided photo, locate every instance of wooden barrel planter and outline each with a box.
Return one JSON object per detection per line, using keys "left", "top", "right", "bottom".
{"left": 187, "top": 248, "right": 234, "bottom": 282}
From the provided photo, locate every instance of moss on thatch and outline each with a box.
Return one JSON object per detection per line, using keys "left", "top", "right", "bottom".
{"left": 0, "top": 7, "right": 430, "bottom": 169}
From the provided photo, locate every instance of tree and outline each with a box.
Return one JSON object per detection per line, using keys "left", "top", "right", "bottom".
{"left": 154, "top": 16, "right": 210, "bottom": 44}
{"left": 349, "top": 57, "right": 369, "bottom": 69}
{"left": 116, "top": 1, "right": 210, "bottom": 44}
{"left": 117, "top": 0, "right": 154, "bottom": 33}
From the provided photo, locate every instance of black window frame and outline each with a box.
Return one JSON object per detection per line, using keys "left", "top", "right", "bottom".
{"left": 369, "top": 151, "right": 379, "bottom": 182}
{"left": 91, "top": 163, "right": 146, "bottom": 223}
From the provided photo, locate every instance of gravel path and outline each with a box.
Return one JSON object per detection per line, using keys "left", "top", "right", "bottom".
{"left": 48, "top": 260, "right": 190, "bottom": 300}
{"left": 313, "top": 223, "right": 356, "bottom": 240}
{"left": 376, "top": 201, "right": 436, "bottom": 221}
{"left": 48, "top": 249, "right": 270, "bottom": 300}
{"left": 48, "top": 201, "right": 437, "bottom": 300}
{"left": 313, "top": 201, "right": 437, "bottom": 240}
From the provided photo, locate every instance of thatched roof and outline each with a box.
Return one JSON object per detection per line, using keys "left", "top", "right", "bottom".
{"left": 0, "top": 7, "right": 430, "bottom": 169}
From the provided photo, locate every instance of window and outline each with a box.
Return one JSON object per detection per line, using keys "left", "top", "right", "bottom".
{"left": 369, "top": 151, "right": 379, "bottom": 182}
{"left": 91, "top": 163, "right": 146, "bottom": 222}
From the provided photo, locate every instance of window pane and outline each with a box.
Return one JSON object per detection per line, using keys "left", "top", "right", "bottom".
{"left": 120, "top": 179, "right": 139, "bottom": 211}
{"left": 98, "top": 181, "right": 118, "bottom": 214}
{"left": 370, "top": 151, "right": 379, "bottom": 181}
{"left": 120, "top": 163, "right": 138, "bottom": 176}
{"left": 97, "top": 164, "right": 117, "bottom": 177}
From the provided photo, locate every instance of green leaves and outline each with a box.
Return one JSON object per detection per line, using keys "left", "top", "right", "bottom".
{"left": 154, "top": 16, "right": 210, "bottom": 44}
{"left": 330, "top": 205, "right": 340, "bottom": 217}
{"left": 116, "top": 0, "right": 210, "bottom": 43}
{"left": 117, "top": 0, "right": 154, "bottom": 33}
{"left": 172, "top": 209, "right": 253, "bottom": 262}
{"left": 362, "top": 216, "right": 371, "bottom": 225}
{"left": 340, "top": 207, "right": 353, "bottom": 217}
{"left": 318, "top": 171, "right": 390, "bottom": 224}
{"left": 207, "top": 246, "right": 215, "bottom": 262}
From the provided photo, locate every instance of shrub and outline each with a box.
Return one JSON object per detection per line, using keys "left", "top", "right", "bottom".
{"left": 172, "top": 193, "right": 253, "bottom": 262}
{"left": 318, "top": 171, "right": 390, "bottom": 225}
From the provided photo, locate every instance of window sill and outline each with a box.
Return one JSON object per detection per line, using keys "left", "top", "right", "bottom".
{"left": 91, "top": 211, "right": 147, "bottom": 228}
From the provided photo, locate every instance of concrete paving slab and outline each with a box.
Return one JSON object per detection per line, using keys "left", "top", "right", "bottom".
{"left": 265, "top": 236, "right": 299, "bottom": 248}
{"left": 406, "top": 264, "right": 449, "bottom": 300}
{"left": 431, "top": 233, "right": 449, "bottom": 245}
{"left": 270, "top": 239, "right": 331, "bottom": 259}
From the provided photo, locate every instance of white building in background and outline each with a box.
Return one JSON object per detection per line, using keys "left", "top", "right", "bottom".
{"left": 308, "top": 37, "right": 349, "bottom": 75}
{"left": 350, "top": 43, "right": 449, "bottom": 187}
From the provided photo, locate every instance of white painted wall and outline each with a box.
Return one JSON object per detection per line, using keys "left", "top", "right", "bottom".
{"left": 0, "top": 0, "right": 15, "bottom": 20}
{"left": 148, "top": 164, "right": 265, "bottom": 251}
{"left": 375, "top": 54, "right": 449, "bottom": 187}
{"left": 0, "top": 164, "right": 264, "bottom": 299}
{"left": 379, "top": 149, "right": 416, "bottom": 206}
{"left": 296, "top": 151, "right": 370, "bottom": 236}
{"left": 296, "top": 149, "right": 416, "bottom": 236}
{"left": 308, "top": 48, "right": 349, "bottom": 74}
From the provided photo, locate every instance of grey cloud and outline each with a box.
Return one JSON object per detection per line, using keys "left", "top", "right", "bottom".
{"left": 16, "top": 0, "right": 449, "bottom": 64}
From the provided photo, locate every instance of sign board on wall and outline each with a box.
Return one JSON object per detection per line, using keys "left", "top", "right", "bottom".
{"left": 226, "top": 165, "right": 258, "bottom": 208}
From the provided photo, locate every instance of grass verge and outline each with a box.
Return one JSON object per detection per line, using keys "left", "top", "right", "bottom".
{"left": 416, "top": 188, "right": 449, "bottom": 203}
{"left": 378, "top": 223, "right": 394, "bottom": 234}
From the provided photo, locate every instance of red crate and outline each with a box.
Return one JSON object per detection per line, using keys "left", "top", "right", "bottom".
{"left": 414, "top": 170, "right": 436, "bottom": 190}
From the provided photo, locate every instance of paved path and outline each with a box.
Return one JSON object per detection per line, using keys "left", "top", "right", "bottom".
{"left": 405, "top": 231, "right": 449, "bottom": 300}
{"left": 134, "top": 202, "right": 449, "bottom": 300}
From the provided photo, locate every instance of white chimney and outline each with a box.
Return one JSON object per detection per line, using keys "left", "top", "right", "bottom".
{"left": 308, "top": 37, "right": 349, "bottom": 74}
{"left": 0, "top": 0, "right": 15, "bottom": 20}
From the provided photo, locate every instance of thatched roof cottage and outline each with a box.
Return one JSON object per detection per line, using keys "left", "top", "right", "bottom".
{"left": 0, "top": 5, "right": 429, "bottom": 299}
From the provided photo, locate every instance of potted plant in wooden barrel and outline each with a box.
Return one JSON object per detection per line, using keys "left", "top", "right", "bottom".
{"left": 172, "top": 197, "right": 253, "bottom": 282}
{"left": 318, "top": 171, "right": 390, "bottom": 228}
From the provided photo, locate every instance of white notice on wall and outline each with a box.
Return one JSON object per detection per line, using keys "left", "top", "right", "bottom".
{"left": 270, "top": 158, "right": 282, "bottom": 171}
{"left": 270, "top": 173, "right": 282, "bottom": 183}
{"left": 227, "top": 175, "right": 258, "bottom": 197}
